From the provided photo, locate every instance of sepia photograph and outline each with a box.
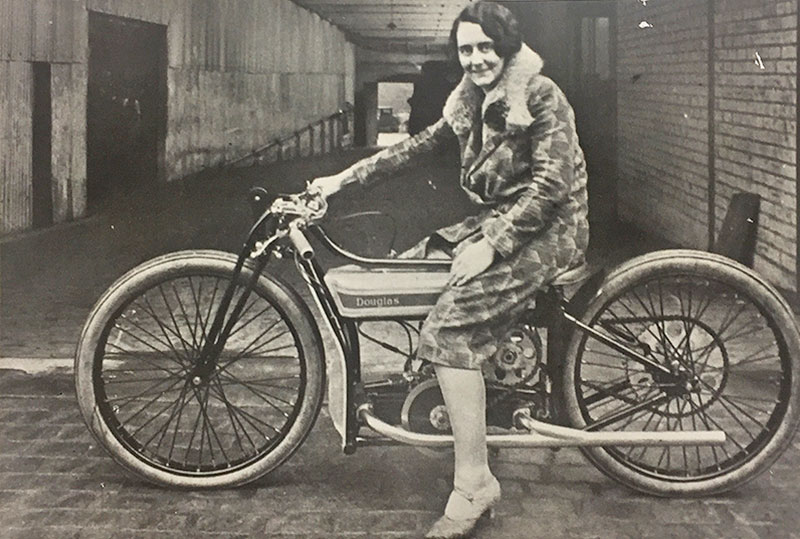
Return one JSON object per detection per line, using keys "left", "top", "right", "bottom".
{"left": 1, "top": 0, "right": 799, "bottom": 537}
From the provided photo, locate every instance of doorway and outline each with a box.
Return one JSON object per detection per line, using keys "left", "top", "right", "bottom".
{"left": 570, "top": 2, "right": 617, "bottom": 230}
{"left": 501, "top": 1, "right": 618, "bottom": 234}
{"left": 87, "top": 12, "right": 167, "bottom": 208}
{"left": 407, "top": 61, "right": 460, "bottom": 136}
{"left": 32, "top": 62, "right": 53, "bottom": 228}
{"left": 377, "top": 82, "right": 413, "bottom": 147}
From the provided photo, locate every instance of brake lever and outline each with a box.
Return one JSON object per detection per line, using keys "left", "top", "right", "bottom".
{"left": 299, "top": 186, "right": 328, "bottom": 222}
{"left": 270, "top": 188, "right": 328, "bottom": 223}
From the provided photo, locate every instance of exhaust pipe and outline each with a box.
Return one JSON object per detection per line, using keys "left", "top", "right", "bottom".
{"left": 357, "top": 405, "right": 726, "bottom": 448}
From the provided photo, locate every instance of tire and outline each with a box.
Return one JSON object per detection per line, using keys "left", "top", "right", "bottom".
{"left": 75, "top": 250, "right": 325, "bottom": 488}
{"left": 561, "top": 249, "right": 800, "bottom": 496}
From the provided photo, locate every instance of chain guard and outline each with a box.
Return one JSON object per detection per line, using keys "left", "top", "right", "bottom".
{"left": 482, "top": 324, "right": 544, "bottom": 386}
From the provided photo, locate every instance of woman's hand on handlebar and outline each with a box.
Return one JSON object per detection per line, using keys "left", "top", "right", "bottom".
{"left": 308, "top": 173, "right": 349, "bottom": 200}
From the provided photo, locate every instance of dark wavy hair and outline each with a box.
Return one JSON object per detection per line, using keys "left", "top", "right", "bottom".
{"left": 448, "top": 2, "right": 522, "bottom": 60}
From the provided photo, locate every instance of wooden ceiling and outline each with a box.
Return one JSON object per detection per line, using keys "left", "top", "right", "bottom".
{"left": 290, "top": 0, "right": 471, "bottom": 53}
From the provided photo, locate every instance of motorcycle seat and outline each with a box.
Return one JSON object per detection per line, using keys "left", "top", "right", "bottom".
{"left": 550, "top": 260, "right": 592, "bottom": 287}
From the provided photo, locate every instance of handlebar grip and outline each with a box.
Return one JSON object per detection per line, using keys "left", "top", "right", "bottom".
{"left": 288, "top": 222, "right": 314, "bottom": 260}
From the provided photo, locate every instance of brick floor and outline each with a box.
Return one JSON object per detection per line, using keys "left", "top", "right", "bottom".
{"left": 0, "top": 369, "right": 799, "bottom": 538}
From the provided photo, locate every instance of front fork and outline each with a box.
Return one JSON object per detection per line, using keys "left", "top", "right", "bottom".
{"left": 190, "top": 188, "right": 275, "bottom": 383}
{"left": 191, "top": 252, "right": 269, "bottom": 382}
{"left": 199, "top": 187, "right": 364, "bottom": 450}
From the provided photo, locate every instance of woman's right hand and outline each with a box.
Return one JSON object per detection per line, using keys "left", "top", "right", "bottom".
{"left": 308, "top": 173, "right": 348, "bottom": 200}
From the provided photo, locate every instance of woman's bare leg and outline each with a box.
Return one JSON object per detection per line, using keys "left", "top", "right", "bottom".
{"left": 434, "top": 364, "right": 494, "bottom": 491}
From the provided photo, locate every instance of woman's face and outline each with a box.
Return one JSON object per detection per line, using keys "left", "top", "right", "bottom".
{"left": 456, "top": 22, "right": 505, "bottom": 91}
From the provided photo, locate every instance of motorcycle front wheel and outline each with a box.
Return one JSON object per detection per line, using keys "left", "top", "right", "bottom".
{"left": 561, "top": 250, "right": 800, "bottom": 496}
{"left": 75, "top": 250, "right": 325, "bottom": 488}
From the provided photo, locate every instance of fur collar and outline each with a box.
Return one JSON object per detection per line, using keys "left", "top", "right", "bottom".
{"left": 442, "top": 44, "right": 544, "bottom": 137}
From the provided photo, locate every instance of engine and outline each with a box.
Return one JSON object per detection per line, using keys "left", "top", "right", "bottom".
{"left": 365, "top": 323, "right": 549, "bottom": 434}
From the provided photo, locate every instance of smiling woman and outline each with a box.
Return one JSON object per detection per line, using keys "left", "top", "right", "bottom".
{"left": 454, "top": 23, "right": 505, "bottom": 91}
{"left": 308, "top": 2, "right": 589, "bottom": 537}
{"left": 449, "top": 1, "right": 522, "bottom": 92}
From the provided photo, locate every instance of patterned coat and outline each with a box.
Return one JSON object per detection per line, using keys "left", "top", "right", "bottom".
{"left": 341, "top": 45, "right": 590, "bottom": 369}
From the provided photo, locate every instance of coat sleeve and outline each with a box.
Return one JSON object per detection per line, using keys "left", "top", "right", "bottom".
{"left": 480, "top": 79, "right": 577, "bottom": 258}
{"left": 342, "top": 118, "right": 456, "bottom": 187}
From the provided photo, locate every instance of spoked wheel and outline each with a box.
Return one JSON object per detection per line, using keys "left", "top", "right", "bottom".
{"left": 75, "top": 250, "right": 324, "bottom": 488}
{"left": 562, "top": 250, "right": 800, "bottom": 496}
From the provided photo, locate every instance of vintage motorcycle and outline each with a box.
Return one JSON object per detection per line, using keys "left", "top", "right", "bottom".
{"left": 75, "top": 186, "right": 800, "bottom": 497}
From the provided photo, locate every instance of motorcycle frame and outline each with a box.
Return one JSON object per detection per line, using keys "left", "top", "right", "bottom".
{"left": 217, "top": 197, "right": 725, "bottom": 454}
{"left": 299, "top": 225, "right": 453, "bottom": 454}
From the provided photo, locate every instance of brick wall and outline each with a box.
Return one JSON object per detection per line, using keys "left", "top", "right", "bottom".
{"left": 617, "top": 0, "right": 711, "bottom": 250}
{"left": 616, "top": 0, "right": 798, "bottom": 289}
{"left": 713, "top": 0, "right": 797, "bottom": 288}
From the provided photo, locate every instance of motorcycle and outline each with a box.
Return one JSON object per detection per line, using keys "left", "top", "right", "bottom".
{"left": 75, "top": 186, "right": 800, "bottom": 497}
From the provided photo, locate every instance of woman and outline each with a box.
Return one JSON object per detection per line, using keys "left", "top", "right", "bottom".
{"left": 311, "top": 2, "right": 589, "bottom": 537}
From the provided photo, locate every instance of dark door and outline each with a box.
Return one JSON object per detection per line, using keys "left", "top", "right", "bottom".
{"left": 570, "top": 2, "right": 617, "bottom": 230}
{"left": 502, "top": 1, "right": 618, "bottom": 234}
{"left": 87, "top": 12, "right": 167, "bottom": 208}
{"left": 32, "top": 62, "right": 53, "bottom": 228}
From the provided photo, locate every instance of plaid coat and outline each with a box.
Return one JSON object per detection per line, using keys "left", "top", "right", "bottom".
{"left": 342, "top": 45, "right": 590, "bottom": 368}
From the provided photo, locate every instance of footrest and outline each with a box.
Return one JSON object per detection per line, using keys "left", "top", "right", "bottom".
{"left": 514, "top": 410, "right": 726, "bottom": 446}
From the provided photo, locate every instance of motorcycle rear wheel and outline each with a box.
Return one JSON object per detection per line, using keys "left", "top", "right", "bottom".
{"left": 562, "top": 250, "right": 800, "bottom": 496}
{"left": 75, "top": 250, "right": 325, "bottom": 488}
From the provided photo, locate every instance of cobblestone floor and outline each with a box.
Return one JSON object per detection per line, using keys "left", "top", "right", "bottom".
{"left": 0, "top": 368, "right": 799, "bottom": 538}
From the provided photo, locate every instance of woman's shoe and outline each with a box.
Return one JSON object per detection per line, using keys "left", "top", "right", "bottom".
{"left": 425, "top": 476, "right": 501, "bottom": 538}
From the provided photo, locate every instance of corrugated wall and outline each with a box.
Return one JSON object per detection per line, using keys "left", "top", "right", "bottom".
{"left": 86, "top": 0, "right": 170, "bottom": 25}
{"left": 169, "top": 0, "right": 355, "bottom": 178}
{"left": 0, "top": 0, "right": 356, "bottom": 233}
{"left": 51, "top": 63, "right": 87, "bottom": 223}
{"left": 0, "top": 0, "right": 86, "bottom": 231}
{"left": 0, "top": 0, "right": 86, "bottom": 63}
{"left": 0, "top": 60, "right": 33, "bottom": 232}
{"left": 88, "top": 0, "right": 356, "bottom": 180}
{"left": 616, "top": 0, "right": 711, "bottom": 249}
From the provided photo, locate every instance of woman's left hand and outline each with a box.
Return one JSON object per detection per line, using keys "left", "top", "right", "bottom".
{"left": 448, "top": 238, "right": 496, "bottom": 287}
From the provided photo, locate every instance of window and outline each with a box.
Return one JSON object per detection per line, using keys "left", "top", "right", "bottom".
{"left": 581, "top": 17, "right": 611, "bottom": 80}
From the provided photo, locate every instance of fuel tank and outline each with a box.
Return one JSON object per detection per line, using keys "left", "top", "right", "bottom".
{"left": 324, "top": 264, "right": 449, "bottom": 319}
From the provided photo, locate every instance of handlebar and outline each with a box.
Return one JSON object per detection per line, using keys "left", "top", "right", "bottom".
{"left": 247, "top": 186, "right": 327, "bottom": 260}
{"left": 269, "top": 186, "right": 328, "bottom": 224}
{"left": 288, "top": 221, "right": 314, "bottom": 259}
{"left": 250, "top": 184, "right": 450, "bottom": 267}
